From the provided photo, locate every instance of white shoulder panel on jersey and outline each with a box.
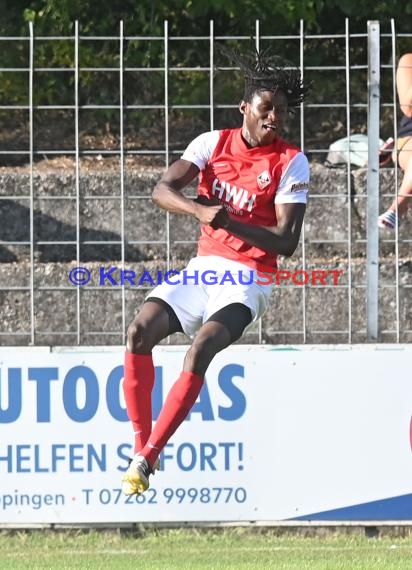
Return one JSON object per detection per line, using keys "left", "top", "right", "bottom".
{"left": 181, "top": 130, "right": 221, "bottom": 171}
{"left": 274, "top": 152, "right": 310, "bottom": 204}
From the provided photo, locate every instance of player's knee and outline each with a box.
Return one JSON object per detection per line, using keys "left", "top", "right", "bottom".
{"left": 185, "top": 337, "right": 217, "bottom": 372}
{"left": 126, "top": 320, "right": 154, "bottom": 353}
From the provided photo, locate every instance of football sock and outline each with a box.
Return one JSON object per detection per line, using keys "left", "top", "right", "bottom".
{"left": 141, "top": 370, "right": 204, "bottom": 467}
{"left": 123, "top": 352, "right": 155, "bottom": 453}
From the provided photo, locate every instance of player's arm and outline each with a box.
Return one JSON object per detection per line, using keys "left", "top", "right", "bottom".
{"left": 152, "top": 158, "right": 223, "bottom": 225}
{"left": 218, "top": 203, "right": 306, "bottom": 257}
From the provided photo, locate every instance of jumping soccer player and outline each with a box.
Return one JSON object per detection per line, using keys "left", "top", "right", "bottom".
{"left": 122, "top": 47, "right": 311, "bottom": 495}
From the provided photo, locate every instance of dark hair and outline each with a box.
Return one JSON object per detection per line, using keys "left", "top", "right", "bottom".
{"left": 219, "top": 45, "right": 309, "bottom": 112}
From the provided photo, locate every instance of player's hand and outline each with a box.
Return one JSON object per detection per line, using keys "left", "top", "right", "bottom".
{"left": 210, "top": 207, "right": 230, "bottom": 230}
{"left": 193, "top": 195, "right": 225, "bottom": 226}
{"left": 378, "top": 209, "right": 397, "bottom": 230}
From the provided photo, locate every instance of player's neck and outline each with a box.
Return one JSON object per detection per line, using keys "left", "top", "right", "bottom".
{"left": 240, "top": 129, "right": 259, "bottom": 148}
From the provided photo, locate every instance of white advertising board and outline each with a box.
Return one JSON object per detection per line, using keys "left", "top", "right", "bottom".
{"left": 1, "top": 345, "right": 412, "bottom": 524}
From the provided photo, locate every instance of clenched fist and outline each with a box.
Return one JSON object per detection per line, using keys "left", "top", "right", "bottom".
{"left": 193, "top": 195, "right": 230, "bottom": 228}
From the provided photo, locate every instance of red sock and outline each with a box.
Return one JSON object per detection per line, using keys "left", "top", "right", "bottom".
{"left": 141, "top": 371, "right": 204, "bottom": 467}
{"left": 123, "top": 352, "right": 155, "bottom": 454}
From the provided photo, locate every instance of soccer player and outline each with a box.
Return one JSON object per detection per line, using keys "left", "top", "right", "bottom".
{"left": 379, "top": 53, "right": 412, "bottom": 229}
{"left": 122, "top": 47, "right": 310, "bottom": 495}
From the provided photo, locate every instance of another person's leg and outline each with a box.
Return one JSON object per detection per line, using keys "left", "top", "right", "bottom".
{"left": 394, "top": 53, "right": 412, "bottom": 217}
{"left": 379, "top": 54, "right": 412, "bottom": 229}
{"left": 397, "top": 53, "right": 412, "bottom": 118}
{"left": 379, "top": 137, "right": 412, "bottom": 228}
{"left": 393, "top": 137, "right": 412, "bottom": 215}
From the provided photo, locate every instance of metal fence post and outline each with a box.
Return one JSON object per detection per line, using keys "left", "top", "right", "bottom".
{"left": 29, "top": 22, "right": 35, "bottom": 345}
{"left": 390, "top": 18, "right": 400, "bottom": 343}
{"left": 366, "top": 21, "right": 380, "bottom": 342}
{"left": 74, "top": 21, "right": 81, "bottom": 345}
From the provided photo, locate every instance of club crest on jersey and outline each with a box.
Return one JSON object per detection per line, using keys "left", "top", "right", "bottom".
{"left": 257, "top": 170, "right": 271, "bottom": 189}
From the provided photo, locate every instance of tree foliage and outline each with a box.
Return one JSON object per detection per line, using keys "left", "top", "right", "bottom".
{"left": 0, "top": 0, "right": 411, "bottom": 164}
{"left": 1, "top": 0, "right": 410, "bottom": 35}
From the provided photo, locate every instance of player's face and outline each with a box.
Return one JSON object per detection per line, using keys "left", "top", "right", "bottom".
{"left": 240, "top": 90, "right": 289, "bottom": 147}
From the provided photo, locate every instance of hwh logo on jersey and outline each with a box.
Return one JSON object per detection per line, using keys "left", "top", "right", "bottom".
{"left": 211, "top": 178, "right": 256, "bottom": 212}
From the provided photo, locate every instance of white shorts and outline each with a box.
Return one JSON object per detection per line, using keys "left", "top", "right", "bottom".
{"left": 146, "top": 255, "right": 273, "bottom": 337}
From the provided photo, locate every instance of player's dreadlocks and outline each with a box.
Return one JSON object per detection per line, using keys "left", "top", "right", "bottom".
{"left": 219, "top": 45, "right": 309, "bottom": 112}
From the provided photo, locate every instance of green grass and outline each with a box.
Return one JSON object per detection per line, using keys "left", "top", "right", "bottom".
{"left": 1, "top": 527, "right": 412, "bottom": 569}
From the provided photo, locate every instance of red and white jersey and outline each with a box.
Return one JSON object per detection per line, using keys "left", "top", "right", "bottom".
{"left": 182, "top": 128, "right": 310, "bottom": 272}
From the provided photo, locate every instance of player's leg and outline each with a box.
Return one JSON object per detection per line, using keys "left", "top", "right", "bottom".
{"left": 124, "top": 262, "right": 270, "bottom": 495}
{"left": 138, "top": 303, "right": 252, "bottom": 470}
{"left": 122, "top": 298, "right": 184, "bottom": 495}
{"left": 123, "top": 298, "right": 183, "bottom": 455}
{"left": 183, "top": 303, "right": 252, "bottom": 375}
{"left": 122, "top": 274, "right": 206, "bottom": 495}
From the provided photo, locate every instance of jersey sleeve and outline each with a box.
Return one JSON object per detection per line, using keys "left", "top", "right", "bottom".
{"left": 274, "top": 152, "right": 310, "bottom": 204}
{"left": 181, "top": 130, "right": 220, "bottom": 171}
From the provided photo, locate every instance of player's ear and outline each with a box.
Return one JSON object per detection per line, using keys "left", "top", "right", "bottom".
{"left": 239, "top": 100, "right": 247, "bottom": 115}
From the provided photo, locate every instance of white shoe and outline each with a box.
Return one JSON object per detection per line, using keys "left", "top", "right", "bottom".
{"left": 378, "top": 210, "right": 397, "bottom": 230}
{"left": 121, "top": 455, "right": 158, "bottom": 496}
